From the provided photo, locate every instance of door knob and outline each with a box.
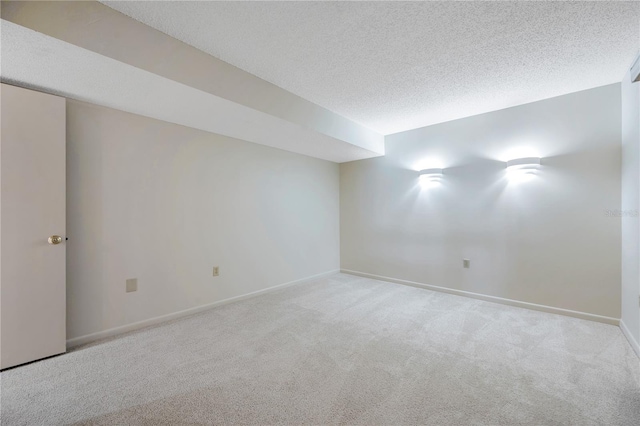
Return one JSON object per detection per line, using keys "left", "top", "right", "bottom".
{"left": 48, "top": 235, "right": 63, "bottom": 245}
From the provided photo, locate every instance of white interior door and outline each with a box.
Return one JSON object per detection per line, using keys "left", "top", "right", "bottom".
{"left": 0, "top": 83, "right": 66, "bottom": 370}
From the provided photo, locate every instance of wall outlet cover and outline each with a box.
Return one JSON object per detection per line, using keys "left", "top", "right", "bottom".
{"left": 126, "top": 278, "right": 137, "bottom": 293}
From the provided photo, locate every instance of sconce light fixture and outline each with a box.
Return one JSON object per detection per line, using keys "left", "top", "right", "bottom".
{"left": 506, "top": 157, "right": 541, "bottom": 181}
{"left": 506, "top": 157, "right": 540, "bottom": 169}
{"left": 419, "top": 168, "right": 443, "bottom": 188}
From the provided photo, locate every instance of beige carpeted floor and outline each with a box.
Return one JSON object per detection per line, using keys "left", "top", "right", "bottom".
{"left": 1, "top": 273, "right": 639, "bottom": 425}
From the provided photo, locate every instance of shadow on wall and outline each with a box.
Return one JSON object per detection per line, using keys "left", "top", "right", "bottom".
{"left": 341, "top": 109, "right": 621, "bottom": 318}
{"left": 341, "top": 83, "right": 622, "bottom": 317}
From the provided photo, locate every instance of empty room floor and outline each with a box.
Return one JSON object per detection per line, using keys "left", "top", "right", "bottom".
{"left": 1, "top": 273, "right": 639, "bottom": 425}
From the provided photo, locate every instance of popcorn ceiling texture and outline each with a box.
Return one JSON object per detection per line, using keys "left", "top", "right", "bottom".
{"left": 0, "top": 20, "right": 380, "bottom": 163}
{"left": 102, "top": 1, "right": 640, "bottom": 134}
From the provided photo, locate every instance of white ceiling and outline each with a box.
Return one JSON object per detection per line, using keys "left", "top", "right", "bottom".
{"left": 0, "top": 20, "right": 380, "bottom": 163}
{"left": 102, "top": 0, "right": 640, "bottom": 135}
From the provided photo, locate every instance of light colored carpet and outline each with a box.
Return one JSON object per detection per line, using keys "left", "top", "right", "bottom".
{"left": 1, "top": 273, "right": 639, "bottom": 425}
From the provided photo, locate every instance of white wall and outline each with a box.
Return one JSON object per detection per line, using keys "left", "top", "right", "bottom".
{"left": 341, "top": 84, "right": 622, "bottom": 319}
{"left": 621, "top": 69, "right": 640, "bottom": 352}
{"left": 66, "top": 100, "right": 339, "bottom": 341}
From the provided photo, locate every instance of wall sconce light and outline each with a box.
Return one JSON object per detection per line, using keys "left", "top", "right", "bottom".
{"left": 419, "top": 168, "right": 443, "bottom": 188}
{"left": 506, "top": 157, "right": 541, "bottom": 181}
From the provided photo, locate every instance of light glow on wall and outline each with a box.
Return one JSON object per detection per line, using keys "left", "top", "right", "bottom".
{"left": 499, "top": 147, "right": 540, "bottom": 163}
{"left": 412, "top": 158, "right": 445, "bottom": 172}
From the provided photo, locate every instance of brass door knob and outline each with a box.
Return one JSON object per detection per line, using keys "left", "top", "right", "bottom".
{"left": 48, "top": 235, "right": 63, "bottom": 245}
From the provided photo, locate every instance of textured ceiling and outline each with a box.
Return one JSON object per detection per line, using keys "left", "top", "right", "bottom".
{"left": 1, "top": 19, "right": 380, "bottom": 163}
{"left": 102, "top": 1, "right": 640, "bottom": 135}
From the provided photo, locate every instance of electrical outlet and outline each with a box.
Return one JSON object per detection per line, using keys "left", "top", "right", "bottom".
{"left": 212, "top": 266, "right": 219, "bottom": 277}
{"left": 463, "top": 259, "right": 470, "bottom": 269}
{"left": 126, "top": 278, "right": 138, "bottom": 293}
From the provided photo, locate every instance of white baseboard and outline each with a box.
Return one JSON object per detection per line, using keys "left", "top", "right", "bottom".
{"left": 67, "top": 269, "right": 340, "bottom": 349}
{"left": 341, "top": 269, "right": 620, "bottom": 326}
{"left": 620, "top": 320, "right": 640, "bottom": 359}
